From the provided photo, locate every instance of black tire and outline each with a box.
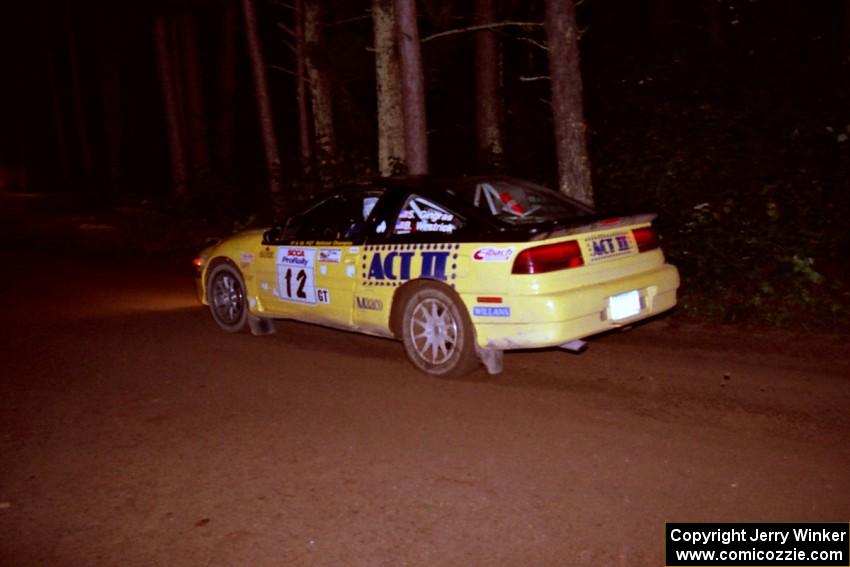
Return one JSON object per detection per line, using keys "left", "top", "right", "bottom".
{"left": 400, "top": 284, "right": 479, "bottom": 378}
{"left": 207, "top": 263, "right": 249, "bottom": 333}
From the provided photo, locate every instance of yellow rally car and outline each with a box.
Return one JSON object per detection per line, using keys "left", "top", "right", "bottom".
{"left": 194, "top": 176, "right": 679, "bottom": 377}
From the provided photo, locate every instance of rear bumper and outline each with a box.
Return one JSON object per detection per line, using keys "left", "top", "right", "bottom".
{"left": 466, "top": 263, "right": 679, "bottom": 350}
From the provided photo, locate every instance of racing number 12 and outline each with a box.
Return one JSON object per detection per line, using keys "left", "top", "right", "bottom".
{"left": 283, "top": 268, "right": 307, "bottom": 299}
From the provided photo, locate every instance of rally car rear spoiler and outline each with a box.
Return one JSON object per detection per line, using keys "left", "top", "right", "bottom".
{"left": 529, "top": 213, "right": 657, "bottom": 242}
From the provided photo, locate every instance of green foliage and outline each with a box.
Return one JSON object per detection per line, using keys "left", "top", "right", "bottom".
{"left": 590, "top": 84, "right": 850, "bottom": 331}
{"left": 657, "top": 194, "right": 848, "bottom": 329}
{"left": 584, "top": 25, "right": 850, "bottom": 331}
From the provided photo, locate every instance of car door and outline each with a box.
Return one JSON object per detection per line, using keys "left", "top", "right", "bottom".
{"left": 254, "top": 190, "right": 384, "bottom": 329}
{"left": 353, "top": 191, "right": 469, "bottom": 335}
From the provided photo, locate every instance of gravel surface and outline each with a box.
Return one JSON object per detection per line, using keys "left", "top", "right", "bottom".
{"left": 1, "top": 252, "right": 848, "bottom": 566}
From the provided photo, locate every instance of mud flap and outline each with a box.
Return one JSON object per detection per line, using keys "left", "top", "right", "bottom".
{"left": 475, "top": 345, "right": 503, "bottom": 375}
{"left": 248, "top": 315, "right": 276, "bottom": 336}
{"left": 559, "top": 339, "right": 588, "bottom": 353}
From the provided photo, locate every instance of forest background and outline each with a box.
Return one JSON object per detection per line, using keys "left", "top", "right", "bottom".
{"left": 1, "top": 0, "right": 848, "bottom": 330}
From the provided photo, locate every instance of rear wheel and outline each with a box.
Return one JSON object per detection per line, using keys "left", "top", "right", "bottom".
{"left": 207, "top": 264, "right": 249, "bottom": 332}
{"left": 400, "top": 284, "right": 479, "bottom": 378}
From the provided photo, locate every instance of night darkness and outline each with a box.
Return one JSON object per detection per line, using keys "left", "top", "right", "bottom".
{"left": 1, "top": 2, "right": 850, "bottom": 564}
{"left": 2, "top": 1, "right": 849, "bottom": 320}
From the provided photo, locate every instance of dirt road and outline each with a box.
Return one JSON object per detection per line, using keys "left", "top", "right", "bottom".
{"left": 1, "top": 252, "right": 848, "bottom": 566}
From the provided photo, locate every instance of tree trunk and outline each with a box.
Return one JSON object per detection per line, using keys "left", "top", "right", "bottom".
{"left": 372, "top": 0, "right": 405, "bottom": 176}
{"left": 544, "top": 0, "right": 592, "bottom": 205}
{"left": 216, "top": 0, "right": 238, "bottom": 172}
{"left": 707, "top": 0, "right": 725, "bottom": 52}
{"left": 295, "top": 0, "right": 313, "bottom": 175}
{"left": 651, "top": 0, "right": 672, "bottom": 31}
{"left": 43, "top": 5, "right": 70, "bottom": 182}
{"left": 153, "top": 15, "right": 188, "bottom": 199}
{"left": 168, "top": 14, "right": 188, "bottom": 169}
{"left": 98, "top": 25, "right": 124, "bottom": 194}
{"left": 305, "top": 0, "right": 336, "bottom": 158}
{"left": 845, "top": 0, "right": 850, "bottom": 55}
{"left": 474, "top": 0, "right": 504, "bottom": 171}
{"left": 242, "top": 0, "right": 282, "bottom": 195}
{"left": 64, "top": 0, "right": 92, "bottom": 180}
{"left": 395, "top": 0, "right": 428, "bottom": 175}
{"left": 180, "top": 11, "right": 211, "bottom": 180}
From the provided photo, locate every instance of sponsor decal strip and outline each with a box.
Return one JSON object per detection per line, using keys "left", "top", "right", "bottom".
{"left": 318, "top": 248, "right": 341, "bottom": 263}
{"left": 473, "top": 246, "right": 514, "bottom": 262}
{"left": 356, "top": 297, "right": 383, "bottom": 311}
{"left": 361, "top": 243, "right": 460, "bottom": 288}
{"left": 472, "top": 306, "right": 511, "bottom": 318}
{"left": 586, "top": 233, "right": 633, "bottom": 263}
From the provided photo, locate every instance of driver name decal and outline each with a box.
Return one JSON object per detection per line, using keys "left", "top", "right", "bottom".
{"left": 394, "top": 196, "right": 458, "bottom": 235}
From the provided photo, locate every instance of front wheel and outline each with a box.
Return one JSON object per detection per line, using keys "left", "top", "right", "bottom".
{"left": 207, "top": 263, "right": 249, "bottom": 332}
{"left": 400, "top": 284, "right": 479, "bottom": 378}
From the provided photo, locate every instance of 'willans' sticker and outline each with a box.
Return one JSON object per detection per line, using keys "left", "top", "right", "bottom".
{"left": 473, "top": 306, "right": 511, "bottom": 317}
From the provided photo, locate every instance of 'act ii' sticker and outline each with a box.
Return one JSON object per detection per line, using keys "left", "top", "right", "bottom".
{"left": 585, "top": 233, "right": 633, "bottom": 263}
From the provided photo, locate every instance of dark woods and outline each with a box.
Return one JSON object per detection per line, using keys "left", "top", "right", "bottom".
{"left": 1, "top": 0, "right": 595, "bottom": 210}
{"left": 2, "top": 0, "right": 849, "bottom": 327}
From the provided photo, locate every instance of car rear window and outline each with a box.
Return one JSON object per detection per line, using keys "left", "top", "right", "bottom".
{"left": 451, "top": 179, "right": 592, "bottom": 225}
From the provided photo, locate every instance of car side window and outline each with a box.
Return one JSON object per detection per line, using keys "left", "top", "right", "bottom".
{"left": 288, "top": 190, "right": 384, "bottom": 242}
{"left": 392, "top": 194, "right": 464, "bottom": 236}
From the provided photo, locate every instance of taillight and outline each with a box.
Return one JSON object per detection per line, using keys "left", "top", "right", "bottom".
{"left": 512, "top": 241, "right": 584, "bottom": 274}
{"left": 632, "top": 227, "right": 659, "bottom": 252}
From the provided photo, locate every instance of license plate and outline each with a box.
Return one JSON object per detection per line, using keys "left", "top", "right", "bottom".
{"left": 609, "top": 290, "right": 641, "bottom": 320}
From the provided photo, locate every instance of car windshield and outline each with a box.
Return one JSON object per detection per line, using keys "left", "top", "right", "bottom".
{"left": 451, "top": 179, "right": 592, "bottom": 225}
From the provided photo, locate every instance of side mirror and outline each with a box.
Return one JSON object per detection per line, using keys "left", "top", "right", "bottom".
{"left": 263, "top": 225, "right": 282, "bottom": 244}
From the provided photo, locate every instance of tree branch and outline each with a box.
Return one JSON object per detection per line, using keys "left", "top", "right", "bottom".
{"left": 276, "top": 21, "right": 295, "bottom": 38}
{"left": 512, "top": 35, "right": 548, "bottom": 51}
{"left": 269, "top": 64, "right": 303, "bottom": 79}
{"left": 268, "top": 65, "right": 321, "bottom": 87}
{"left": 266, "top": 0, "right": 294, "bottom": 11}
{"left": 519, "top": 75, "right": 550, "bottom": 82}
{"left": 327, "top": 13, "right": 372, "bottom": 27}
{"left": 421, "top": 21, "right": 544, "bottom": 43}
{"left": 268, "top": 0, "right": 295, "bottom": 10}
